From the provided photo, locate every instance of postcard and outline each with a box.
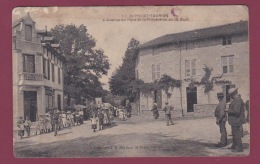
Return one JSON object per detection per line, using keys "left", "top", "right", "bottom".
{"left": 12, "top": 6, "right": 249, "bottom": 157}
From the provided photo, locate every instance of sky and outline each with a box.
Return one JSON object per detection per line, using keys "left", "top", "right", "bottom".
{"left": 12, "top": 6, "right": 248, "bottom": 90}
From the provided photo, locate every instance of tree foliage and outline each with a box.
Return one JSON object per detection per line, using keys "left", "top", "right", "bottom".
{"left": 51, "top": 24, "right": 110, "bottom": 105}
{"left": 109, "top": 38, "right": 140, "bottom": 99}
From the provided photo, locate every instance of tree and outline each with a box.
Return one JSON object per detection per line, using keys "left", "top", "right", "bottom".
{"left": 109, "top": 38, "right": 140, "bottom": 100}
{"left": 51, "top": 24, "right": 110, "bottom": 106}
{"left": 158, "top": 74, "right": 181, "bottom": 103}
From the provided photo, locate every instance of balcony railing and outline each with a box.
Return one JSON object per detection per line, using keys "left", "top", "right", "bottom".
{"left": 19, "top": 72, "right": 43, "bottom": 82}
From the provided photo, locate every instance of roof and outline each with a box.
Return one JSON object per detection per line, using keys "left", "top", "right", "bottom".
{"left": 139, "top": 20, "right": 248, "bottom": 49}
{"left": 12, "top": 13, "right": 35, "bottom": 28}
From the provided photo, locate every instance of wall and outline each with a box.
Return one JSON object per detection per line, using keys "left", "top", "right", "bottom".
{"left": 137, "top": 32, "right": 249, "bottom": 116}
{"left": 194, "top": 104, "right": 217, "bottom": 117}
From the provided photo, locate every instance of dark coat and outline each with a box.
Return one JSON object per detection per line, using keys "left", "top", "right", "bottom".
{"left": 215, "top": 99, "right": 227, "bottom": 122}
{"left": 227, "top": 97, "right": 244, "bottom": 126}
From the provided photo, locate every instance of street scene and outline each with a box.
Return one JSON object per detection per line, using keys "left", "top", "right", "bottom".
{"left": 12, "top": 6, "right": 249, "bottom": 157}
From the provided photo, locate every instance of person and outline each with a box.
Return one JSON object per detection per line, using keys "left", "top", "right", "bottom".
{"left": 53, "top": 108, "right": 60, "bottom": 136}
{"left": 24, "top": 116, "right": 31, "bottom": 137}
{"left": 17, "top": 116, "right": 25, "bottom": 139}
{"left": 151, "top": 102, "right": 159, "bottom": 119}
{"left": 163, "top": 102, "right": 174, "bottom": 126}
{"left": 45, "top": 113, "right": 52, "bottom": 133}
{"left": 245, "top": 99, "right": 249, "bottom": 123}
{"left": 98, "top": 109, "right": 104, "bottom": 130}
{"left": 225, "top": 87, "right": 244, "bottom": 152}
{"left": 79, "top": 109, "right": 84, "bottom": 124}
{"left": 90, "top": 114, "right": 98, "bottom": 132}
{"left": 126, "top": 102, "right": 132, "bottom": 118}
{"left": 39, "top": 116, "right": 46, "bottom": 134}
{"left": 214, "top": 92, "right": 227, "bottom": 147}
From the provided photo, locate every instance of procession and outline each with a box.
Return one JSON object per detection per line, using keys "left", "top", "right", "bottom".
{"left": 12, "top": 7, "right": 249, "bottom": 157}
{"left": 16, "top": 101, "right": 134, "bottom": 137}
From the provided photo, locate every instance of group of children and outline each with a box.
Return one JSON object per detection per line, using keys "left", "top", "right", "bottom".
{"left": 17, "top": 116, "right": 31, "bottom": 139}
{"left": 90, "top": 108, "right": 114, "bottom": 132}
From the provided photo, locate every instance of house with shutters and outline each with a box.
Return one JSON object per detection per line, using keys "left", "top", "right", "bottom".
{"left": 12, "top": 13, "right": 66, "bottom": 124}
{"left": 135, "top": 20, "right": 249, "bottom": 116}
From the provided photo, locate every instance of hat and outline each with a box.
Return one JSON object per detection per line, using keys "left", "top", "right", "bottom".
{"left": 217, "top": 92, "right": 224, "bottom": 98}
{"left": 67, "top": 111, "right": 71, "bottom": 114}
{"left": 228, "top": 87, "right": 238, "bottom": 95}
{"left": 165, "top": 102, "right": 169, "bottom": 104}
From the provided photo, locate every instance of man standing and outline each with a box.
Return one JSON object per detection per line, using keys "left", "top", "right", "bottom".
{"left": 53, "top": 108, "right": 60, "bottom": 136}
{"left": 163, "top": 102, "right": 174, "bottom": 126}
{"left": 225, "top": 88, "right": 244, "bottom": 152}
{"left": 214, "top": 92, "right": 227, "bottom": 147}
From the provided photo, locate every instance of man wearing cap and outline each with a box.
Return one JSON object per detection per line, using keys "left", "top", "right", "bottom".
{"left": 225, "top": 88, "right": 244, "bottom": 152}
{"left": 214, "top": 92, "right": 227, "bottom": 147}
{"left": 163, "top": 102, "right": 174, "bottom": 126}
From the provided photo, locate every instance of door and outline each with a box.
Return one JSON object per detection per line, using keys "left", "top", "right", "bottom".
{"left": 24, "top": 91, "right": 37, "bottom": 122}
{"left": 57, "top": 94, "right": 61, "bottom": 110}
{"left": 186, "top": 87, "right": 197, "bottom": 112}
{"left": 154, "top": 90, "right": 162, "bottom": 109}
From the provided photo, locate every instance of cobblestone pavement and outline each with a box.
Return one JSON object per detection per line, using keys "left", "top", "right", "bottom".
{"left": 13, "top": 115, "right": 250, "bottom": 157}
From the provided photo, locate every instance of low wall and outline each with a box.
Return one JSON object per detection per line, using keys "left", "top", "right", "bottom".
{"left": 141, "top": 104, "right": 218, "bottom": 118}
{"left": 194, "top": 104, "right": 217, "bottom": 117}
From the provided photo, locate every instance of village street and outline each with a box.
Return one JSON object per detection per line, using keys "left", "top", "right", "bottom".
{"left": 14, "top": 115, "right": 250, "bottom": 157}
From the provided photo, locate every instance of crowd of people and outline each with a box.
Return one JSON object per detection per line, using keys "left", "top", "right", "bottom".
{"left": 17, "top": 102, "right": 133, "bottom": 137}
{"left": 17, "top": 108, "right": 85, "bottom": 138}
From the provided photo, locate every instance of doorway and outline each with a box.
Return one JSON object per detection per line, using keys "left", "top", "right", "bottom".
{"left": 24, "top": 91, "right": 37, "bottom": 122}
{"left": 154, "top": 90, "right": 162, "bottom": 109}
{"left": 186, "top": 87, "right": 197, "bottom": 112}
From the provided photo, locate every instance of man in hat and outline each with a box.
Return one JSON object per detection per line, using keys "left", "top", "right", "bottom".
{"left": 225, "top": 87, "right": 244, "bottom": 152}
{"left": 163, "top": 102, "right": 174, "bottom": 126}
{"left": 214, "top": 92, "right": 227, "bottom": 147}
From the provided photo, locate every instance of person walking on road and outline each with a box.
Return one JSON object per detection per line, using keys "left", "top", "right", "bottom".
{"left": 225, "top": 87, "right": 244, "bottom": 152}
{"left": 163, "top": 102, "right": 174, "bottom": 126}
{"left": 151, "top": 102, "right": 159, "bottom": 119}
{"left": 214, "top": 92, "right": 227, "bottom": 147}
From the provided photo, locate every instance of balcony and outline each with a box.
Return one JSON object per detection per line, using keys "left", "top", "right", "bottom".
{"left": 18, "top": 72, "right": 44, "bottom": 86}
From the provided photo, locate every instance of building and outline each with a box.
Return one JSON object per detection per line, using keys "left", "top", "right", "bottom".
{"left": 12, "top": 13, "right": 66, "bottom": 124}
{"left": 135, "top": 21, "right": 249, "bottom": 116}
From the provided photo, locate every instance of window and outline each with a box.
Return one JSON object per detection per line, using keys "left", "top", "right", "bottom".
{"left": 45, "top": 95, "right": 53, "bottom": 109}
{"left": 23, "top": 54, "right": 35, "bottom": 73}
{"left": 43, "top": 58, "right": 47, "bottom": 79}
{"left": 58, "top": 68, "right": 61, "bottom": 84}
{"left": 221, "top": 55, "right": 234, "bottom": 74}
{"left": 152, "top": 64, "right": 161, "bottom": 81}
{"left": 185, "top": 59, "right": 196, "bottom": 77}
{"left": 47, "top": 60, "right": 50, "bottom": 80}
{"left": 222, "top": 36, "right": 232, "bottom": 45}
{"left": 25, "top": 25, "right": 32, "bottom": 41}
{"left": 52, "top": 63, "right": 55, "bottom": 82}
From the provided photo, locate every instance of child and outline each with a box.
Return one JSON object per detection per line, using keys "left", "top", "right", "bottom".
{"left": 24, "top": 116, "right": 31, "bottom": 137}
{"left": 17, "top": 116, "right": 24, "bottom": 139}
{"left": 90, "top": 114, "right": 98, "bottom": 132}
{"left": 39, "top": 116, "right": 46, "bottom": 134}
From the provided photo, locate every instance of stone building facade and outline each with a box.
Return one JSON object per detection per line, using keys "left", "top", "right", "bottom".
{"left": 12, "top": 13, "right": 65, "bottom": 124}
{"left": 135, "top": 21, "right": 249, "bottom": 116}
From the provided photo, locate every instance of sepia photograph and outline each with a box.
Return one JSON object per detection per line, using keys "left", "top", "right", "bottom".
{"left": 12, "top": 6, "right": 249, "bottom": 157}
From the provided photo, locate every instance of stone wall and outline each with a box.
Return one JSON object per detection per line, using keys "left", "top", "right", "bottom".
{"left": 194, "top": 104, "right": 217, "bottom": 117}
